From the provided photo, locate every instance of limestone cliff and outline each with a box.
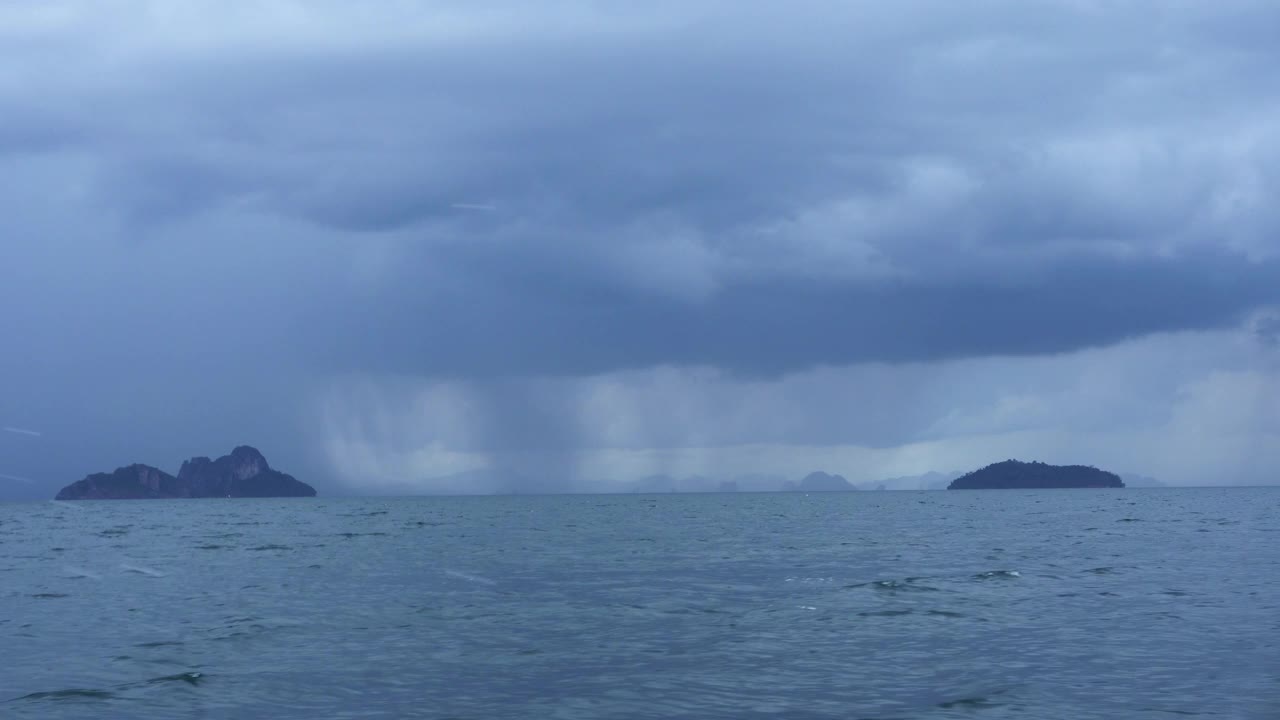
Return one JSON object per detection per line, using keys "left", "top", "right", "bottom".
{"left": 55, "top": 446, "right": 315, "bottom": 500}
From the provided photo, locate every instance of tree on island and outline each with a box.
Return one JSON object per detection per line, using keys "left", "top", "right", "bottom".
{"left": 947, "top": 459, "right": 1124, "bottom": 490}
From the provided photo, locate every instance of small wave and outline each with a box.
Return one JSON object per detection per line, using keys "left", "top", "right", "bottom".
{"left": 225, "top": 615, "right": 262, "bottom": 624}
{"left": 248, "top": 544, "right": 292, "bottom": 551}
{"left": 10, "top": 688, "right": 114, "bottom": 702}
{"left": 62, "top": 567, "right": 100, "bottom": 580}
{"left": 660, "top": 606, "right": 732, "bottom": 616}
{"left": 938, "top": 694, "right": 1000, "bottom": 709}
{"left": 29, "top": 593, "right": 69, "bottom": 599}
{"left": 9, "top": 672, "right": 205, "bottom": 705}
{"left": 850, "top": 578, "right": 942, "bottom": 593}
{"left": 146, "top": 672, "right": 203, "bottom": 686}
{"left": 444, "top": 569, "right": 498, "bottom": 586}
{"left": 858, "top": 609, "right": 914, "bottom": 617}
{"left": 120, "top": 564, "right": 165, "bottom": 577}
{"left": 973, "top": 570, "right": 1020, "bottom": 580}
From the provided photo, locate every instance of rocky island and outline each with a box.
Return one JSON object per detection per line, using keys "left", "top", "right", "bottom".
{"left": 947, "top": 460, "right": 1124, "bottom": 490}
{"left": 791, "top": 471, "right": 857, "bottom": 492}
{"left": 54, "top": 446, "right": 316, "bottom": 500}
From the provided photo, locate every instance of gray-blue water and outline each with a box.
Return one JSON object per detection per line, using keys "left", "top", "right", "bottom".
{"left": 1, "top": 489, "right": 1277, "bottom": 719}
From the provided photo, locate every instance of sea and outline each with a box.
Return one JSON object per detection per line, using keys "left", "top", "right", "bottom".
{"left": 1, "top": 488, "right": 1276, "bottom": 719}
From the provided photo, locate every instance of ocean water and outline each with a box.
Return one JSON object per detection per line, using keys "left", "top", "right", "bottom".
{"left": 1, "top": 489, "right": 1276, "bottom": 719}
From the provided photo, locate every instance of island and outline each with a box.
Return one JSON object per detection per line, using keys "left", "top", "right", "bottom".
{"left": 947, "top": 460, "right": 1124, "bottom": 490}
{"left": 787, "top": 471, "right": 857, "bottom": 492}
{"left": 54, "top": 446, "right": 316, "bottom": 500}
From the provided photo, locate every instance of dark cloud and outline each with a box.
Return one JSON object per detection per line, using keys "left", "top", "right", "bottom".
{"left": 1255, "top": 310, "right": 1280, "bottom": 348}
{"left": 297, "top": 249, "right": 1279, "bottom": 378}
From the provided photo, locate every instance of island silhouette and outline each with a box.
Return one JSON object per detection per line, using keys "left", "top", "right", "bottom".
{"left": 947, "top": 459, "right": 1125, "bottom": 490}
{"left": 54, "top": 446, "right": 315, "bottom": 500}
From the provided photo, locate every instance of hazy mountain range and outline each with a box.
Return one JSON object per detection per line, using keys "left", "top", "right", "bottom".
{"left": 400, "top": 468, "right": 966, "bottom": 494}
{"left": 397, "top": 467, "right": 1170, "bottom": 495}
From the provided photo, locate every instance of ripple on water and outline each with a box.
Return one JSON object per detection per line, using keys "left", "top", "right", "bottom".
{"left": 972, "top": 570, "right": 1021, "bottom": 580}
{"left": 11, "top": 688, "right": 115, "bottom": 703}
{"left": 145, "top": 672, "right": 203, "bottom": 686}
{"left": 937, "top": 693, "right": 1003, "bottom": 710}
{"left": 848, "top": 578, "right": 943, "bottom": 593}
{"left": 858, "top": 609, "right": 915, "bottom": 617}
{"left": 10, "top": 673, "right": 205, "bottom": 706}
{"left": 119, "top": 564, "right": 165, "bottom": 577}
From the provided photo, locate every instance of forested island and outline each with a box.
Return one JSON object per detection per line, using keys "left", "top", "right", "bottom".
{"left": 947, "top": 460, "right": 1125, "bottom": 490}
{"left": 54, "top": 446, "right": 315, "bottom": 500}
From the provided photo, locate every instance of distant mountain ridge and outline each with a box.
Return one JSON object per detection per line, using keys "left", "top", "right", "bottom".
{"left": 859, "top": 471, "right": 959, "bottom": 491}
{"left": 401, "top": 465, "right": 1151, "bottom": 495}
{"left": 1120, "top": 473, "right": 1167, "bottom": 488}
{"left": 54, "top": 446, "right": 315, "bottom": 500}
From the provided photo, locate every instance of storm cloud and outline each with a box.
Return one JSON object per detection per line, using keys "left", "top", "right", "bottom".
{"left": 2, "top": 1, "right": 1278, "bottom": 496}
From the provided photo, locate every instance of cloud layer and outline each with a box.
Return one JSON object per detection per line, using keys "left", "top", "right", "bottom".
{"left": 2, "top": 2, "right": 1278, "bottom": 495}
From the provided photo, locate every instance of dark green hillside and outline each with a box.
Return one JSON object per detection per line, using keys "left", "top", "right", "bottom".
{"left": 948, "top": 460, "right": 1124, "bottom": 490}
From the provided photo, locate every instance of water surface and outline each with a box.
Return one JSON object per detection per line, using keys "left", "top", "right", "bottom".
{"left": 1, "top": 488, "right": 1276, "bottom": 718}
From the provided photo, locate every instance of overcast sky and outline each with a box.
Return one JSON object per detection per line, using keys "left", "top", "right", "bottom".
{"left": 2, "top": 1, "right": 1278, "bottom": 498}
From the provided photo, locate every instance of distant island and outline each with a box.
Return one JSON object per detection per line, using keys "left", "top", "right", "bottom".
{"left": 784, "top": 471, "right": 857, "bottom": 492}
{"left": 54, "top": 446, "right": 316, "bottom": 500}
{"left": 948, "top": 460, "right": 1124, "bottom": 490}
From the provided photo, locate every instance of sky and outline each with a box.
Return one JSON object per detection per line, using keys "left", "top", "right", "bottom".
{"left": 2, "top": 1, "right": 1279, "bottom": 499}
